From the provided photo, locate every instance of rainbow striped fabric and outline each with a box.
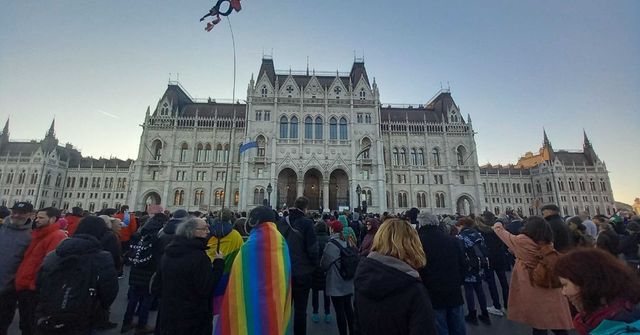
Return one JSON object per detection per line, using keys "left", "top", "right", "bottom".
{"left": 213, "top": 222, "right": 292, "bottom": 335}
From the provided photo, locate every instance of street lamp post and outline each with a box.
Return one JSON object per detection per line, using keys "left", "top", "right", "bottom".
{"left": 266, "top": 183, "right": 273, "bottom": 208}
{"left": 356, "top": 184, "right": 361, "bottom": 213}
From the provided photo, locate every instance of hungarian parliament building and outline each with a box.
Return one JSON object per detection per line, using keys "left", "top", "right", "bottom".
{"left": 0, "top": 57, "right": 616, "bottom": 216}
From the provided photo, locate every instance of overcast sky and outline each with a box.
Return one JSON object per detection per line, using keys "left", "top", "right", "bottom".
{"left": 0, "top": 0, "right": 638, "bottom": 204}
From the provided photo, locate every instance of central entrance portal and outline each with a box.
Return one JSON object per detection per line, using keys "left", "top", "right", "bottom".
{"left": 303, "top": 169, "right": 322, "bottom": 211}
{"left": 329, "top": 169, "right": 349, "bottom": 211}
{"left": 277, "top": 168, "right": 297, "bottom": 209}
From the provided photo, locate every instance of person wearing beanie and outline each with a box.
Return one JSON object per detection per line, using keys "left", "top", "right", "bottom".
{"left": 541, "top": 204, "right": 572, "bottom": 252}
{"left": 321, "top": 219, "right": 355, "bottom": 335}
{"left": 214, "top": 206, "right": 291, "bottom": 334}
{"left": 156, "top": 209, "right": 189, "bottom": 257}
{"left": 417, "top": 211, "right": 466, "bottom": 335}
{"left": 35, "top": 216, "right": 118, "bottom": 334}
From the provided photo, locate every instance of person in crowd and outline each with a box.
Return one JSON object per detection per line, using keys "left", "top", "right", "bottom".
{"left": 156, "top": 209, "right": 188, "bottom": 255}
{"left": 281, "top": 197, "right": 319, "bottom": 335}
{"left": 540, "top": 204, "right": 572, "bottom": 252}
{"left": 594, "top": 216, "right": 620, "bottom": 256}
{"left": 578, "top": 211, "right": 598, "bottom": 239}
{"left": 505, "top": 210, "right": 524, "bottom": 235}
{"left": 355, "top": 218, "right": 436, "bottom": 335}
{"left": 156, "top": 218, "right": 224, "bottom": 335}
{"left": 214, "top": 206, "right": 292, "bottom": 335}
{"left": 456, "top": 217, "right": 492, "bottom": 325}
{"left": 417, "top": 212, "right": 466, "bottom": 335}
{"left": 476, "top": 214, "right": 510, "bottom": 317}
{"left": 65, "top": 207, "right": 84, "bottom": 236}
{"left": 0, "top": 202, "right": 33, "bottom": 335}
{"left": 35, "top": 216, "right": 119, "bottom": 335}
{"left": 493, "top": 216, "right": 573, "bottom": 335}
{"left": 566, "top": 216, "right": 594, "bottom": 247}
{"left": 554, "top": 248, "right": 640, "bottom": 335}
{"left": 121, "top": 212, "right": 166, "bottom": 334}
{"left": 404, "top": 207, "right": 420, "bottom": 229}
{"left": 358, "top": 217, "right": 380, "bottom": 257}
{"left": 232, "top": 211, "right": 249, "bottom": 237}
{"left": 15, "top": 207, "right": 67, "bottom": 335}
{"left": 321, "top": 220, "right": 355, "bottom": 335}
{"left": 338, "top": 214, "right": 358, "bottom": 247}
{"left": 206, "top": 208, "right": 244, "bottom": 327}
{"left": 0, "top": 205, "right": 9, "bottom": 224}
{"left": 619, "top": 220, "right": 640, "bottom": 268}
{"left": 311, "top": 220, "right": 331, "bottom": 324}
{"left": 114, "top": 205, "right": 137, "bottom": 259}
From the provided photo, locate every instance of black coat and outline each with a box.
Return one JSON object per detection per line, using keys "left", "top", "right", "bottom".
{"left": 128, "top": 217, "right": 164, "bottom": 288}
{"left": 478, "top": 226, "right": 509, "bottom": 271}
{"left": 283, "top": 208, "right": 319, "bottom": 277}
{"left": 354, "top": 255, "right": 436, "bottom": 335}
{"left": 417, "top": 225, "right": 465, "bottom": 308}
{"left": 99, "top": 230, "right": 122, "bottom": 272}
{"left": 156, "top": 236, "right": 224, "bottom": 335}
{"left": 312, "top": 231, "right": 329, "bottom": 290}
{"left": 545, "top": 214, "right": 573, "bottom": 252}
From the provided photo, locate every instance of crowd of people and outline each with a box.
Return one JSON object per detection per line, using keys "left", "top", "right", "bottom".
{"left": 0, "top": 199, "right": 639, "bottom": 335}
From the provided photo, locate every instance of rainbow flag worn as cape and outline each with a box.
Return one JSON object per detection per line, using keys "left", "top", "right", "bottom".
{"left": 213, "top": 222, "right": 292, "bottom": 335}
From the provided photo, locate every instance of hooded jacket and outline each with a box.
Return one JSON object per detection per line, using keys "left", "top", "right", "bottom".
{"left": 128, "top": 216, "right": 164, "bottom": 288}
{"left": 0, "top": 217, "right": 32, "bottom": 293}
{"left": 36, "top": 234, "right": 118, "bottom": 312}
{"left": 284, "top": 208, "right": 319, "bottom": 277}
{"left": 354, "top": 252, "right": 436, "bottom": 335}
{"left": 15, "top": 222, "right": 67, "bottom": 291}
{"left": 157, "top": 236, "right": 224, "bottom": 335}
{"left": 157, "top": 217, "right": 183, "bottom": 255}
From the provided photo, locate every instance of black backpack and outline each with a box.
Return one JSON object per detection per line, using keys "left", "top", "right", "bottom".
{"left": 465, "top": 242, "right": 490, "bottom": 273}
{"left": 36, "top": 254, "right": 98, "bottom": 333}
{"left": 329, "top": 239, "right": 360, "bottom": 280}
{"left": 128, "top": 234, "right": 154, "bottom": 268}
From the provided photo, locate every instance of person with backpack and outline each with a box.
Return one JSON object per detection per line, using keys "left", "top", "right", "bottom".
{"left": 554, "top": 248, "right": 640, "bottom": 335}
{"left": 493, "top": 216, "right": 573, "bottom": 335}
{"left": 15, "top": 207, "right": 67, "bottom": 335}
{"left": 476, "top": 214, "right": 510, "bottom": 317}
{"left": 35, "top": 216, "right": 118, "bottom": 335}
{"left": 456, "top": 216, "right": 492, "bottom": 325}
{"left": 281, "top": 197, "right": 319, "bottom": 335}
{"left": 354, "top": 218, "right": 436, "bottom": 335}
{"left": 121, "top": 213, "right": 166, "bottom": 334}
{"left": 0, "top": 202, "right": 33, "bottom": 335}
{"left": 321, "top": 220, "right": 356, "bottom": 335}
{"left": 311, "top": 220, "right": 332, "bottom": 324}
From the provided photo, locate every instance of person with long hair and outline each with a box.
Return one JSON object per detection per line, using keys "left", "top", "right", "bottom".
{"left": 354, "top": 218, "right": 436, "bottom": 335}
{"left": 554, "top": 248, "right": 640, "bottom": 335}
{"left": 492, "top": 216, "right": 573, "bottom": 335}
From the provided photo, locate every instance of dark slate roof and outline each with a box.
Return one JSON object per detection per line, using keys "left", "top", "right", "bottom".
{"left": 350, "top": 61, "right": 369, "bottom": 86}
{"left": 276, "top": 75, "right": 350, "bottom": 90}
{"left": 426, "top": 91, "right": 458, "bottom": 112}
{"left": 480, "top": 164, "right": 531, "bottom": 175}
{"left": 181, "top": 102, "right": 246, "bottom": 118}
{"left": 554, "top": 151, "right": 592, "bottom": 166}
{"left": 380, "top": 107, "right": 443, "bottom": 123}
{"left": 258, "top": 58, "right": 276, "bottom": 84}
{"left": 0, "top": 142, "right": 40, "bottom": 156}
{"left": 162, "top": 84, "right": 193, "bottom": 111}
{"left": 257, "top": 58, "right": 369, "bottom": 89}
{"left": 75, "top": 157, "right": 133, "bottom": 169}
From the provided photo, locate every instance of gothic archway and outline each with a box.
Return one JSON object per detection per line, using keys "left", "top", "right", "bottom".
{"left": 303, "top": 169, "right": 323, "bottom": 211}
{"left": 456, "top": 194, "right": 475, "bottom": 216}
{"left": 329, "top": 169, "right": 349, "bottom": 211}
{"left": 277, "top": 168, "right": 297, "bottom": 209}
{"left": 143, "top": 191, "right": 161, "bottom": 211}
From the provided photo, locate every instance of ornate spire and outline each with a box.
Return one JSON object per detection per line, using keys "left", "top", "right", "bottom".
{"left": 2, "top": 117, "right": 8, "bottom": 136}
{"left": 583, "top": 129, "right": 592, "bottom": 148}
{"left": 46, "top": 118, "right": 56, "bottom": 138}
{"left": 543, "top": 128, "right": 551, "bottom": 148}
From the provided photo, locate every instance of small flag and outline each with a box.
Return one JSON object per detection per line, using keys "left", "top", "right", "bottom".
{"left": 239, "top": 141, "right": 258, "bottom": 154}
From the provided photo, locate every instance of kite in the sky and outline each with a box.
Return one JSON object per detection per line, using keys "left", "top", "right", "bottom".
{"left": 200, "top": 0, "right": 242, "bottom": 31}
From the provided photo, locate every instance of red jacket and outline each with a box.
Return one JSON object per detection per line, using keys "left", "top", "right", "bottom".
{"left": 15, "top": 223, "right": 67, "bottom": 291}
{"left": 65, "top": 215, "right": 82, "bottom": 236}
{"left": 114, "top": 212, "right": 137, "bottom": 242}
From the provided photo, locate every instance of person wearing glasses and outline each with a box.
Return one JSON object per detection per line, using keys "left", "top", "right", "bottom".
{"left": 155, "top": 218, "right": 224, "bottom": 335}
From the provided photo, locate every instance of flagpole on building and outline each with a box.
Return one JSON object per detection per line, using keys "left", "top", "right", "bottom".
{"left": 221, "top": 16, "right": 237, "bottom": 213}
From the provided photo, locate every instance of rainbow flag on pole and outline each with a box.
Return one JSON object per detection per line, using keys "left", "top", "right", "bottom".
{"left": 213, "top": 222, "right": 292, "bottom": 335}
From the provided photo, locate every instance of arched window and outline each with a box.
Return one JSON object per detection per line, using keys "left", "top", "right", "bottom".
{"left": 386, "top": 191, "right": 391, "bottom": 208}
{"left": 400, "top": 148, "right": 407, "bottom": 165}
{"left": 418, "top": 149, "right": 425, "bottom": 165}
{"left": 411, "top": 148, "right": 418, "bottom": 165}
{"left": 205, "top": 144, "right": 212, "bottom": 162}
{"left": 280, "top": 116, "right": 288, "bottom": 138}
{"left": 55, "top": 174, "right": 61, "bottom": 187}
{"left": 417, "top": 192, "right": 427, "bottom": 208}
{"left": 261, "top": 85, "right": 268, "bottom": 97}
{"left": 194, "top": 189, "right": 204, "bottom": 206}
{"left": 256, "top": 135, "right": 266, "bottom": 157}
{"left": 30, "top": 172, "right": 38, "bottom": 185}
{"left": 151, "top": 139, "right": 163, "bottom": 160}
{"left": 290, "top": 116, "right": 299, "bottom": 139}
{"left": 223, "top": 144, "right": 230, "bottom": 162}
{"left": 339, "top": 117, "right": 348, "bottom": 140}
{"left": 456, "top": 146, "right": 467, "bottom": 165}
{"left": 234, "top": 190, "right": 239, "bottom": 206}
{"left": 359, "top": 88, "right": 366, "bottom": 100}
{"left": 253, "top": 187, "right": 265, "bottom": 205}
{"left": 435, "top": 192, "right": 446, "bottom": 208}
{"left": 397, "top": 192, "right": 408, "bottom": 208}
{"left": 180, "top": 143, "right": 188, "bottom": 162}
{"left": 216, "top": 144, "right": 223, "bottom": 163}
{"left": 44, "top": 172, "right": 52, "bottom": 186}
{"left": 364, "top": 189, "right": 373, "bottom": 206}
{"left": 329, "top": 117, "right": 338, "bottom": 139}
{"left": 361, "top": 137, "right": 371, "bottom": 159}
{"left": 17, "top": 170, "right": 25, "bottom": 184}
{"left": 432, "top": 148, "right": 441, "bottom": 167}
{"left": 196, "top": 143, "right": 204, "bottom": 162}
{"left": 304, "top": 116, "right": 313, "bottom": 140}
{"left": 214, "top": 189, "right": 225, "bottom": 206}
{"left": 392, "top": 148, "right": 399, "bottom": 165}
{"left": 315, "top": 117, "right": 323, "bottom": 140}
{"left": 173, "top": 190, "right": 184, "bottom": 206}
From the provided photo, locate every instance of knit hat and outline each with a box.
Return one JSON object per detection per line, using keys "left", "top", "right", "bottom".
{"left": 75, "top": 216, "right": 108, "bottom": 239}
{"left": 173, "top": 209, "right": 189, "bottom": 219}
{"left": 416, "top": 212, "right": 439, "bottom": 228}
{"left": 248, "top": 206, "right": 276, "bottom": 227}
{"left": 541, "top": 204, "right": 560, "bottom": 212}
{"left": 327, "top": 220, "right": 343, "bottom": 233}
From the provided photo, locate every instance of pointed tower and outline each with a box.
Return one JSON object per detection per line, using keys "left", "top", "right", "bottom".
{"left": 0, "top": 117, "right": 9, "bottom": 150}
{"left": 41, "top": 118, "right": 59, "bottom": 153}
{"left": 46, "top": 118, "right": 56, "bottom": 138}
{"left": 583, "top": 130, "right": 599, "bottom": 164}
{"left": 541, "top": 128, "right": 554, "bottom": 161}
